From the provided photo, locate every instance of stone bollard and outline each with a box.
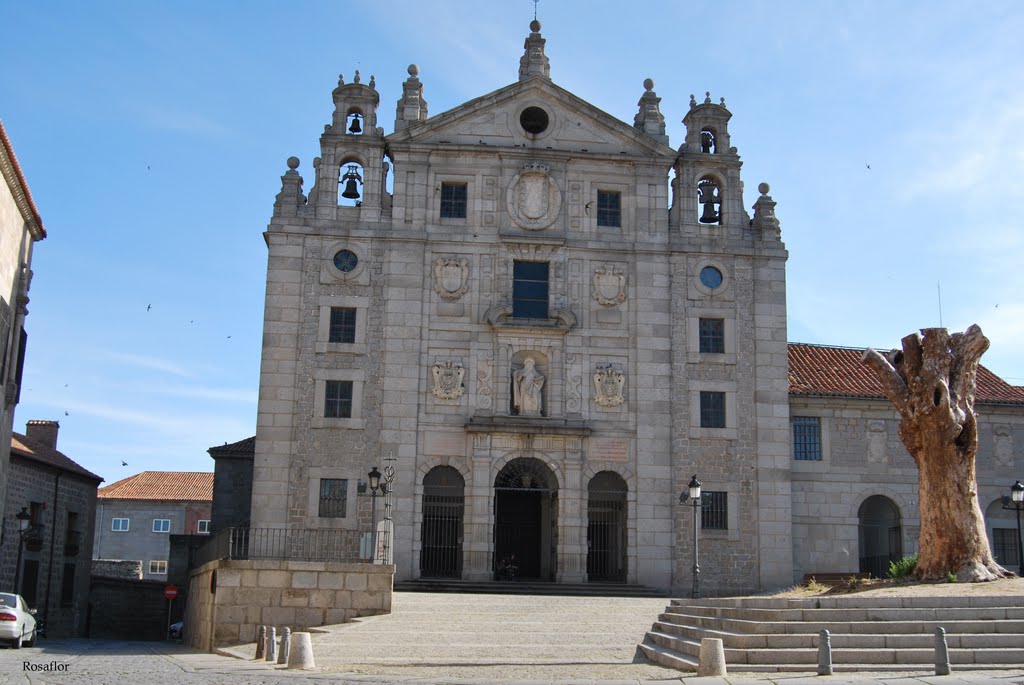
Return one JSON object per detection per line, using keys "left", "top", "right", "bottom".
{"left": 278, "top": 627, "right": 291, "bottom": 665}
{"left": 266, "top": 626, "right": 278, "bottom": 662}
{"left": 287, "top": 631, "right": 316, "bottom": 670}
{"left": 817, "top": 629, "right": 833, "bottom": 676}
{"left": 697, "top": 637, "right": 727, "bottom": 677}
{"left": 934, "top": 627, "right": 951, "bottom": 675}
{"left": 255, "top": 625, "right": 266, "bottom": 660}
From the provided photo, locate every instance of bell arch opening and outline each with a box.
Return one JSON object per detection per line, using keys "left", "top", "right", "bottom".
{"left": 493, "top": 457, "right": 558, "bottom": 581}
{"left": 858, "top": 495, "right": 903, "bottom": 578}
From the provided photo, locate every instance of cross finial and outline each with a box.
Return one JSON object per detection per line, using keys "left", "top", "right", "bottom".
{"left": 533, "top": 0, "right": 539, "bottom": 20}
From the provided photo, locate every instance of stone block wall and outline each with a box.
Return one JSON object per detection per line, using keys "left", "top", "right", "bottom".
{"left": 183, "top": 560, "right": 393, "bottom": 652}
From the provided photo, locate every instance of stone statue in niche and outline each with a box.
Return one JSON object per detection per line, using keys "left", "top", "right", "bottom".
{"left": 592, "top": 264, "right": 626, "bottom": 307}
{"left": 593, "top": 365, "right": 625, "bottom": 407}
{"left": 431, "top": 360, "right": 465, "bottom": 400}
{"left": 512, "top": 358, "right": 545, "bottom": 416}
{"left": 433, "top": 256, "right": 470, "bottom": 300}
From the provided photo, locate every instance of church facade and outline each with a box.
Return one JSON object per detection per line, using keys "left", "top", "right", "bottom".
{"left": 249, "top": 22, "right": 1022, "bottom": 595}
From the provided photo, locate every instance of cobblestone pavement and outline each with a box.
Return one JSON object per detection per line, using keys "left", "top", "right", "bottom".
{"left": 0, "top": 639, "right": 1021, "bottom": 685}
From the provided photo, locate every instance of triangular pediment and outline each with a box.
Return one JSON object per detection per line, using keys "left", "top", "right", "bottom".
{"left": 387, "top": 76, "right": 675, "bottom": 158}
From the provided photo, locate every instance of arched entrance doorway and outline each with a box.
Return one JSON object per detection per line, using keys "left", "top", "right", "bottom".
{"left": 587, "top": 471, "right": 627, "bottom": 582}
{"left": 419, "top": 466, "right": 465, "bottom": 578}
{"left": 858, "top": 495, "right": 903, "bottom": 578}
{"left": 494, "top": 457, "right": 558, "bottom": 581}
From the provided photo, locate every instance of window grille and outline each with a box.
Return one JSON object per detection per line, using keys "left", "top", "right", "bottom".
{"left": 793, "top": 416, "right": 822, "bottom": 461}
{"left": 440, "top": 182, "right": 468, "bottom": 218}
{"left": 596, "top": 190, "right": 621, "bottom": 227}
{"left": 698, "top": 318, "right": 725, "bottom": 353}
{"left": 325, "top": 380, "right": 353, "bottom": 418}
{"left": 993, "top": 527, "right": 1020, "bottom": 568}
{"left": 329, "top": 307, "right": 357, "bottom": 343}
{"left": 702, "top": 491, "right": 728, "bottom": 530}
{"left": 319, "top": 479, "right": 348, "bottom": 518}
{"left": 699, "top": 391, "right": 726, "bottom": 428}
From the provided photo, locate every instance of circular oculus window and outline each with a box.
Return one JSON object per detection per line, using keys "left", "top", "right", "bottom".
{"left": 333, "top": 249, "right": 359, "bottom": 273}
{"left": 699, "top": 266, "right": 724, "bottom": 290}
{"left": 519, "top": 107, "right": 549, "bottom": 135}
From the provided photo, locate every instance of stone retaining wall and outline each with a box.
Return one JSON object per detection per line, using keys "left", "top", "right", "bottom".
{"left": 183, "top": 559, "right": 394, "bottom": 651}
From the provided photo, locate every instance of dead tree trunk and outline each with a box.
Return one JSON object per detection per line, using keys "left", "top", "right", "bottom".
{"left": 862, "top": 325, "right": 1009, "bottom": 582}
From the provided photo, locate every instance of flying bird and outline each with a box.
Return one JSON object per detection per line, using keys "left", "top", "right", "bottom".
{"left": 121, "top": 461, "right": 128, "bottom": 466}
{"left": 147, "top": 304, "right": 151, "bottom": 312}
{"left": 865, "top": 163, "right": 871, "bottom": 170}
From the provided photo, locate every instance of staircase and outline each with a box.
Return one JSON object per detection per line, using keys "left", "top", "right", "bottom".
{"left": 639, "top": 594, "right": 1024, "bottom": 672}
{"left": 395, "top": 578, "right": 665, "bottom": 597}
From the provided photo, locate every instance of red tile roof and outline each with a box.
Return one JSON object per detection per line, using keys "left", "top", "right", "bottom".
{"left": 11, "top": 433, "right": 103, "bottom": 482}
{"left": 0, "top": 119, "right": 46, "bottom": 239}
{"left": 788, "top": 343, "right": 1024, "bottom": 405}
{"left": 98, "top": 471, "right": 213, "bottom": 502}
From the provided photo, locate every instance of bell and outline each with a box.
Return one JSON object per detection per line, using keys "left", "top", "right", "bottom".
{"left": 701, "top": 130, "right": 714, "bottom": 153}
{"left": 341, "top": 178, "right": 360, "bottom": 199}
{"left": 699, "top": 201, "right": 719, "bottom": 224}
{"left": 348, "top": 115, "right": 362, "bottom": 134}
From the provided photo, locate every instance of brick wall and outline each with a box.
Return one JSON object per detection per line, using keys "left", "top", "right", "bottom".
{"left": 87, "top": 576, "right": 169, "bottom": 640}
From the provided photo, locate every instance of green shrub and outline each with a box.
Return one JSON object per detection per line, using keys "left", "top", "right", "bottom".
{"left": 887, "top": 553, "right": 918, "bottom": 579}
{"left": 946, "top": 571, "right": 958, "bottom": 583}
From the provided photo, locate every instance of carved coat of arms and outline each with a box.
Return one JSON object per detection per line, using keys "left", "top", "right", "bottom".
{"left": 506, "top": 162, "right": 561, "bottom": 230}
{"left": 593, "top": 264, "right": 626, "bottom": 307}
{"left": 593, "top": 365, "right": 625, "bottom": 408}
{"left": 433, "top": 257, "right": 470, "bottom": 300}
{"left": 431, "top": 360, "right": 465, "bottom": 400}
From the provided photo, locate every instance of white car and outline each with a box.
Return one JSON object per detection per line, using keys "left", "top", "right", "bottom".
{"left": 0, "top": 593, "right": 36, "bottom": 648}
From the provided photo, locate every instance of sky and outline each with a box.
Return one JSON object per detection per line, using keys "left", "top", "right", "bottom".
{"left": 1, "top": 1, "right": 1022, "bottom": 484}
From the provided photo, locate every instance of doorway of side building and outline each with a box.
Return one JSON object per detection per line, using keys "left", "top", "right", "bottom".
{"left": 493, "top": 457, "right": 558, "bottom": 581}
{"left": 420, "top": 466, "right": 465, "bottom": 578}
{"left": 587, "top": 471, "right": 628, "bottom": 582}
{"left": 858, "top": 495, "right": 903, "bottom": 578}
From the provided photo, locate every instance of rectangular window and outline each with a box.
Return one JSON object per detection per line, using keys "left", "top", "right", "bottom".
{"left": 793, "top": 416, "right": 822, "bottom": 461}
{"left": 699, "top": 391, "right": 726, "bottom": 428}
{"left": 152, "top": 519, "right": 171, "bottom": 533}
{"left": 328, "top": 307, "right": 357, "bottom": 344}
{"left": 318, "top": 478, "right": 349, "bottom": 518}
{"left": 701, "top": 491, "right": 728, "bottom": 530}
{"left": 596, "top": 190, "right": 622, "bottom": 227}
{"left": 324, "top": 380, "right": 354, "bottom": 418}
{"left": 993, "top": 528, "right": 1020, "bottom": 568}
{"left": 440, "top": 182, "right": 468, "bottom": 219}
{"left": 112, "top": 518, "right": 129, "bottom": 532}
{"left": 197, "top": 519, "right": 211, "bottom": 534}
{"left": 512, "top": 260, "right": 549, "bottom": 319}
{"left": 698, "top": 318, "right": 725, "bottom": 354}
{"left": 149, "top": 560, "right": 167, "bottom": 575}
{"left": 60, "top": 563, "right": 75, "bottom": 607}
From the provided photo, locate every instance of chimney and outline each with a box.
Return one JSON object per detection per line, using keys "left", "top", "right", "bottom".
{"left": 26, "top": 420, "right": 59, "bottom": 449}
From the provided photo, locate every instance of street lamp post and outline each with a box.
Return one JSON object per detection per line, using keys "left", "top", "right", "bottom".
{"left": 678, "top": 475, "right": 702, "bottom": 599}
{"left": 1002, "top": 480, "right": 1024, "bottom": 577}
{"left": 12, "top": 507, "right": 32, "bottom": 593}
{"left": 368, "top": 466, "right": 382, "bottom": 562}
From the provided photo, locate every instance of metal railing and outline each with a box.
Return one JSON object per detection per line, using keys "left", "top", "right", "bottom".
{"left": 194, "top": 527, "right": 364, "bottom": 567}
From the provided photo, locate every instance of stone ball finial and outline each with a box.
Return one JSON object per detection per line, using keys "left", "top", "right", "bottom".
{"left": 530, "top": 19, "right": 541, "bottom": 32}
{"left": 758, "top": 182, "right": 770, "bottom": 195}
{"left": 704, "top": 91, "right": 712, "bottom": 104}
{"left": 408, "top": 64, "right": 419, "bottom": 77}
{"left": 313, "top": 156, "right": 321, "bottom": 169}
{"left": 643, "top": 78, "right": 654, "bottom": 91}
{"left": 690, "top": 94, "right": 697, "bottom": 108}
{"left": 287, "top": 156, "right": 300, "bottom": 170}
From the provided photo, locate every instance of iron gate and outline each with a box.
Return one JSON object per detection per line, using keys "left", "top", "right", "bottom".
{"left": 494, "top": 458, "right": 558, "bottom": 581}
{"left": 587, "top": 472, "right": 628, "bottom": 582}
{"left": 420, "top": 466, "right": 465, "bottom": 578}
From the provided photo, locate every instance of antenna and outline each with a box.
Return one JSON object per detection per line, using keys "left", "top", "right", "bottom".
{"left": 937, "top": 281, "right": 943, "bottom": 328}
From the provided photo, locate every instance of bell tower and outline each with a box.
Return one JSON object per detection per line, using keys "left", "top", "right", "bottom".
{"left": 311, "top": 70, "right": 390, "bottom": 220}
{"left": 670, "top": 92, "right": 749, "bottom": 235}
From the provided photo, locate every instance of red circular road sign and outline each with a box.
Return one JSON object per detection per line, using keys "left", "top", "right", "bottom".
{"left": 164, "top": 585, "right": 178, "bottom": 599}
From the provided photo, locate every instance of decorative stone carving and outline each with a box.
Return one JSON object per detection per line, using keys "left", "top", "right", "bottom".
{"left": 593, "top": 365, "right": 625, "bottom": 408}
{"left": 433, "top": 256, "right": 470, "bottom": 300}
{"left": 431, "top": 360, "right": 465, "bottom": 400}
{"left": 512, "top": 358, "right": 545, "bottom": 416}
{"left": 506, "top": 162, "right": 561, "bottom": 230}
{"left": 592, "top": 264, "right": 626, "bottom": 307}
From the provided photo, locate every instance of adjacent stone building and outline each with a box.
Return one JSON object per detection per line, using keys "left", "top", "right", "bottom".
{"left": 0, "top": 120, "right": 47, "bottom": 518}
{"left": 248, "top": 21, "right": 1022, "bottom": 595}
{"left": 1, "top": 420, "right": 102, "bottom": 637}
{"left": 94, "top": 471, "right": 212, "bottom": 580}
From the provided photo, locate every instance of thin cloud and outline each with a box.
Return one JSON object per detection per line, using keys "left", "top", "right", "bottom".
{"left": 131, "top": 103, "right": 232, "bottom": 138}
{"left": 105, "top": 351, "right": 193, "bottom": 378}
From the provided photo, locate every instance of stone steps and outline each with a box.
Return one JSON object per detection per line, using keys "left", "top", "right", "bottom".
{"left": 641, "top": 594, "right": 1024, "bottom": 672}
{"left": 394, "top": 578, "right": 666, "bottom": 597}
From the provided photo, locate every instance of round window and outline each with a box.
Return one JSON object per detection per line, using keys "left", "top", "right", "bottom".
{"left": 519, "top": 107, "right": 549, "bottom": 135}
{"left": 699, "top": 266, "right": 723, "bottom": 290}
{"left": 333, "top": 249, "right": 359, "bottom": 273}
